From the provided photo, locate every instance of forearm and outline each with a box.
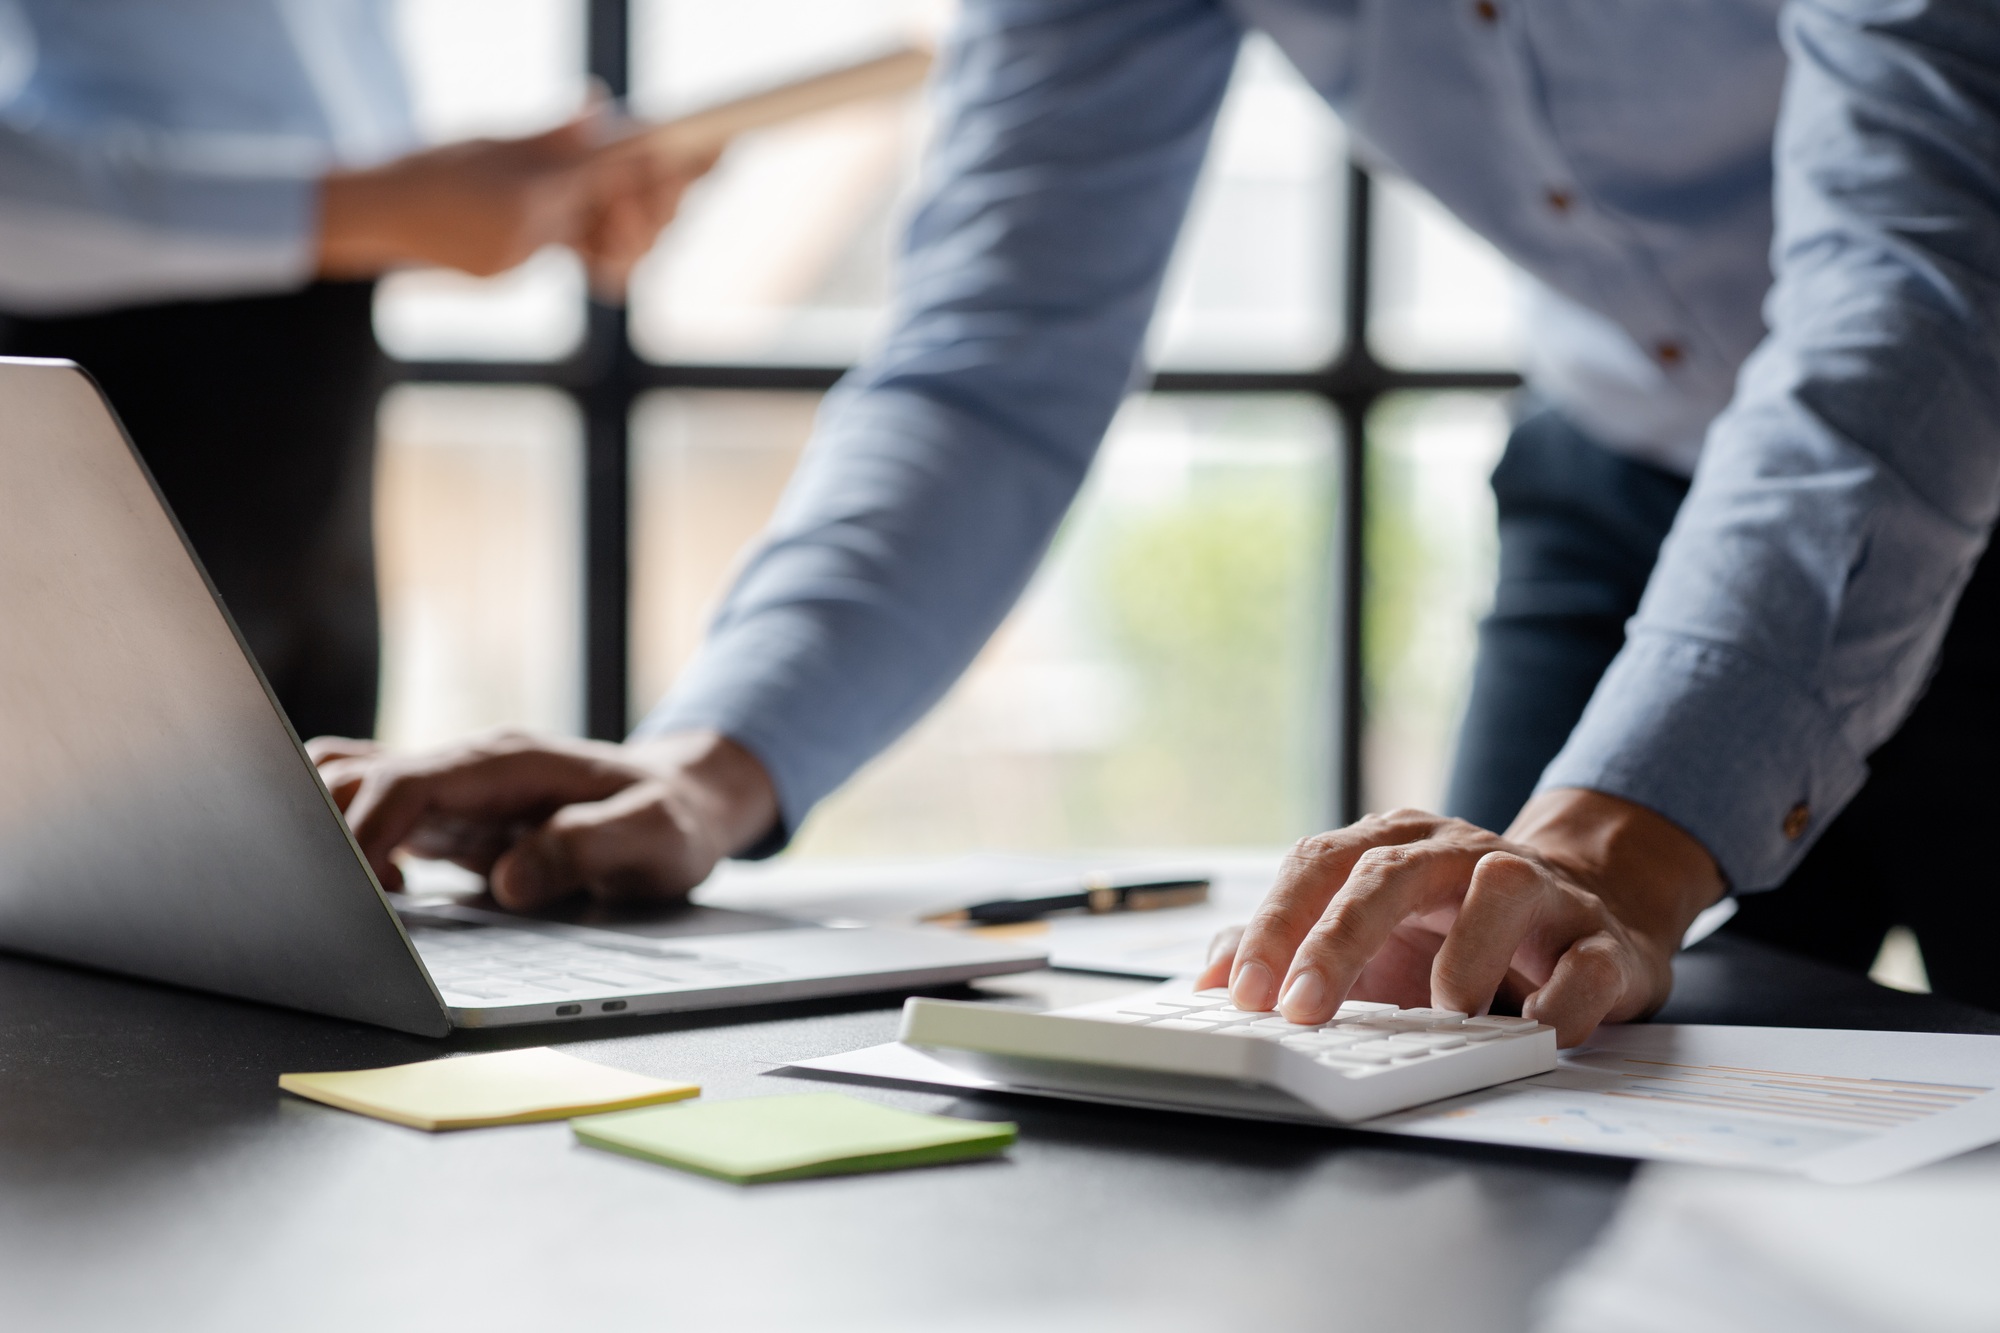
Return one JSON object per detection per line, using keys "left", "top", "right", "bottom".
{"left": 637, "top": 388, "right": 1096, "bottom": 840}
{"left": 637, "top": 0, "right": 1242, "bottom": 842}
{"left": 1543, "top": 0, "right": 2000, "bottom": 889}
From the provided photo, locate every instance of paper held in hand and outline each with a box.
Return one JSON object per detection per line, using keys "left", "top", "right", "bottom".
{"left": 610, "top": 45, "right": 933, "bottom": 166}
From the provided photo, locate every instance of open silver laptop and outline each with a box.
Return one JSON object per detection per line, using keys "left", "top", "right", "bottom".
{"left": 0, "top": 358, "right": 1045, "bottom": 1036}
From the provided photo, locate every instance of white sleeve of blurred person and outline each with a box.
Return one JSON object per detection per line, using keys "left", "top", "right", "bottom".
{"left": 0, "top": 0, "right": 694, "bottom": 314}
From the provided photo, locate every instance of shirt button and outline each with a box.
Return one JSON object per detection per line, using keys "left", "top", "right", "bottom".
{"left": 1545, "top": 188, "right": 1574, "bottom": 215}
{"left": 1473, "top": 0, "right": 1500, "bottom": 22}
{"left": 1653, "top": 339, "right": 1685, "bottom": 368}
{"left": 1782, "top": 803, "right": 1811, "bottom": 841}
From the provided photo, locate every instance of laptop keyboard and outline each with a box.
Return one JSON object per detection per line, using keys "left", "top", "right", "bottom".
{"left": 407, "top": 921, "right": 778, "bottom": 1004}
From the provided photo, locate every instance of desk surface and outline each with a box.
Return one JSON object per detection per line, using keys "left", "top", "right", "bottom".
{"left": 2, "top": 932, "right": 1994, "bottom": 1333}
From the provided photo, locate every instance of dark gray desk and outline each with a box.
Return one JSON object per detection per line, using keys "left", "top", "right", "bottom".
{"left": 2, "top": 934, "right": 1993, "bottom": 1333}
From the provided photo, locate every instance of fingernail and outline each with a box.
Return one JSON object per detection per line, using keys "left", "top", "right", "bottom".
{"left": 1280, "top": 970, "right": 1326, "bottom": 1020}
{"left": 1232, "top": 960, "right": 1275, "bottom": 1010}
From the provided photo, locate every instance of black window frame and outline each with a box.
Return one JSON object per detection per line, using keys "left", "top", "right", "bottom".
{"left": 389, "top": 0, "right": 1521, "bottom": 827}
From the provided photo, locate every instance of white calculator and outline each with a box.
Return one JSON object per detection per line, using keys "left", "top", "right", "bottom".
{"left": 901, "top": 982, "right": 1557, "bottom": 1123}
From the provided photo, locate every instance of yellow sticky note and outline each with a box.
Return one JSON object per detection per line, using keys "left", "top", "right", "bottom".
{"left": 279, "top": 1047, "right": 699, "bottom": 1130}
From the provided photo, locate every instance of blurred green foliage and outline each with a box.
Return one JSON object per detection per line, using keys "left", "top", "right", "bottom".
{"left": 1071, "top": 452, "right": 1332, "bottom": 846}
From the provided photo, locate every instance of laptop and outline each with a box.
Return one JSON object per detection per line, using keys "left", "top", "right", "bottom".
{"left": 0, "top": 358, "right": 1046, "bottom": 1036}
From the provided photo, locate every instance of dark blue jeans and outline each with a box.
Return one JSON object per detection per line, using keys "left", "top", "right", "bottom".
{"left": 1444, "top": 411, "right": 2000, "bottom": 1012}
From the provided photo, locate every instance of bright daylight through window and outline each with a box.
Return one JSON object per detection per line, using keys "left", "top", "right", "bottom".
{"left": 374, "top": 0, "right": 1527, "bottom": 857}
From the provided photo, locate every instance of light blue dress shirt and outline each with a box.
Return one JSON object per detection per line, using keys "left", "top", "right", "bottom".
{"left": 0, "top": 0, "right": 413, "bottom": 313}
{"left": 645, "top": 0, "right": 2000, "bottom": 894}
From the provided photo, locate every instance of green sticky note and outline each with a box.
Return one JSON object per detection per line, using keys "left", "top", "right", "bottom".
{"left": 573, "top": 1093, "right": 1015, "bottom": 1183}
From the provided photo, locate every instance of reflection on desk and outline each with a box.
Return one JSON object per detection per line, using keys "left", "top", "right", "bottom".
{"left": 1542, "top": 1153, "right": 2000, "bottom": 1333}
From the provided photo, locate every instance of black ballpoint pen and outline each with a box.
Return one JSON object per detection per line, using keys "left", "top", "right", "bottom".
{"left": 921, "top": 875, "right": 1211, "bottom": 925}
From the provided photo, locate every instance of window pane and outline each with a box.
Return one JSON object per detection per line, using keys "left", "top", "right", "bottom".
{"left": 375, "top": 385, "right": 583, "bottom": 747}
{"left": 1147, "top": 36, "right": 1345, "bottom": 372}
{"left": 1368, "top": 175, "right": 1524, "bottom": 370}
{"left": 373, "top": 250, "right": 588, "bottom": 363}
{"left": 629, "top": 390, "right": 820, "bottom": 717}
{"left": 372, "top": 0, "right": 588, "bottom": 361}
{"left": 626, "top": 0, "right": 947, "bottom": 364}
{"left": 1362, "top": 392, "right": 1509, "bottom": 815}
{"left": 632, "top": 391, "right": 1338, "bottom": 855}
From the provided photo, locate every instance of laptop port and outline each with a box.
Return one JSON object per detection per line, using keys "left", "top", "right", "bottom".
{"left": 601, "top": 1000, "right": 627, "bottom": 1012}
{"left": 556, "top": 1004, "right": 581, "bottom": 1016}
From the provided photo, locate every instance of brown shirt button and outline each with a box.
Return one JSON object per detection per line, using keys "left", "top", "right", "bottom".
{"left": 1782, "top": 802, "right": 1811, "bottom": 841}
{"left": 1654, "top": 339, "right": 1685, "bottom": 368}
{"left": 1473, "top": 0, "right": 1500, "bottom": 22}
{"left": 1545, "top": 188, "right": 1574, "bottom": 215}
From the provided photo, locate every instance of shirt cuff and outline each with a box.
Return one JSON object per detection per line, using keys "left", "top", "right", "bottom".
{"left": 0, "top": 190, "right": 319, "bottom": 315}
{"left": 1537, "top": 627, "right": 1870, "bottom": 892}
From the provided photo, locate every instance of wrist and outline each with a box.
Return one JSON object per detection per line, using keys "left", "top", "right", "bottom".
{"left": 316, "top": 167, "right": 408, "bottom": 277}
{"left": 627, "top": 730, "right": 778, "bottom": 860}
{"left": 1506, "top": 787, "right": 1725, "bottom": 953}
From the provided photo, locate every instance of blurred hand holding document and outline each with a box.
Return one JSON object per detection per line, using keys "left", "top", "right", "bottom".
{"left": 604, "top": 46, "right": 933, "bottom": 168}
{"left": 573, "top": 1093, "right": 1014, "bottom": 1183}
{"left": 279, "top": 1047, "right": 698, "bottom": 1130}
{"left": 792, "top": 1021, "right": 2000, "bottom": 1184}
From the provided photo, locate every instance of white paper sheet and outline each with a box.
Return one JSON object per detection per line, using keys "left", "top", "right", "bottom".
{"left": 789, "top": 1023, "right": 2000, "bottom": 1183}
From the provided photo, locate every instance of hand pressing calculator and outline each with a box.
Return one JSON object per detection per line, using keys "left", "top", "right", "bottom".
{"left": 901, "top": 983, "right": 1556, "bottom": 1124}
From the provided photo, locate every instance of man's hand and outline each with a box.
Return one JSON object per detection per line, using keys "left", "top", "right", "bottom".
{"left": 316, "top": 113, "right": 713, "bottom": 294}
{"left": 574, "top": 142, "right": 721, "bottom": 299}
{"left": 305, "top": 729, "right": 778, "bottom": 912}
{"left": 1195, "top": 790, "right": 1725, "bottom": 1046}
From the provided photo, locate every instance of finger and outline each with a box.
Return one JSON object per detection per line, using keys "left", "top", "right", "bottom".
{"left": 1428, "top": 851, "right": 1551, "bottom": 1016}
{"left": 582, "top": 199, "right": 652, "bottom": 298}
{"left": 1194, "top": 925, "right": 1244, "bottom": 992}
{"left": 306, "top": 735, "right": 377, "bottom": 766}
{"left": 1279, "top": 841, "right": 1482, "bottom": 1023}
{"left": 314, "top": 755, "right": 375, "bottom": 811}
{"left": 489, "top": 784, "right": 705, "bottom": 911}
{"left": 518, "top": 105, "right": 605, "bottom": 162}
{"left": 1228, "top": 812, "right": 1443, "bottom": 1009}
{"left": 342, "top": 740, "right": 628, "bottom": 881}
{"left": 1522, "top": 931, "right": 1632, "bottom": 1047}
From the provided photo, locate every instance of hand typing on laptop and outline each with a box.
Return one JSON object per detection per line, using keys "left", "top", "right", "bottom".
{"left": 312, "top": 727, "right": 1720, "bottom": 1047}
{"left": 309, "top": 729, "right": 777, "bottom": 910}
{"left": 1195, "top": 790, "right": 1724, "bottom": 1047}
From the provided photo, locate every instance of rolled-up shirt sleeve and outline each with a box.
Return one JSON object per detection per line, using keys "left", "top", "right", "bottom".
{"left": 1542, "top": 0, "right": 2000, "bottom": 890}
{"left": 636, "top": 0, "right": 1243, "bottom": 846}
